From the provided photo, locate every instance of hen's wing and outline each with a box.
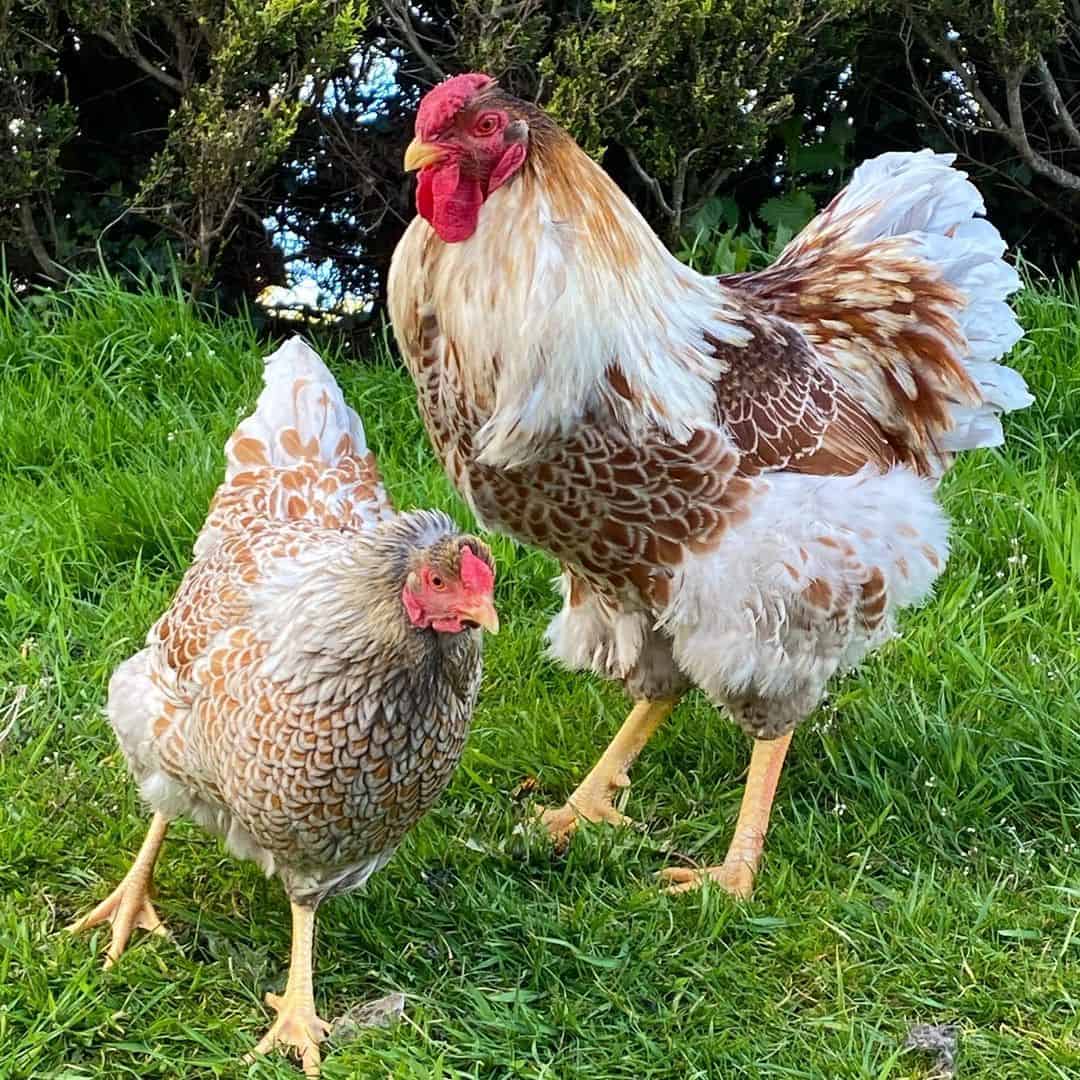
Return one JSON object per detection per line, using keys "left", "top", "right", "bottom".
{"left": 196, "top": 336, "right": 394, "bottom": 558}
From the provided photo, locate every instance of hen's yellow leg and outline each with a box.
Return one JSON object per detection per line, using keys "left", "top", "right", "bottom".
{"left": 539, "top": 698, "right": 677, "bottom": 846}
{"left": 660, "top": 731, "right": 793, "bottom": 898}
{"left": 247, "top": 901, "right": 331, "bottom": 1078}
{"left": 67, "top": 812, "right": 170, "bottom": 967}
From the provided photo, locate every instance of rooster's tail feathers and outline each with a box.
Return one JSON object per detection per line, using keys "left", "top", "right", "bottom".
{"left": 821, "top": 149, "right": 1031, "bottom": 450}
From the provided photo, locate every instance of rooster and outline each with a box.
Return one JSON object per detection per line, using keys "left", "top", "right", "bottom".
{"left": 68, "top": 337, "right": 498, "bottom": 1076}
{"left": 388, "top": 74, "right": 1031, "bottom": 898}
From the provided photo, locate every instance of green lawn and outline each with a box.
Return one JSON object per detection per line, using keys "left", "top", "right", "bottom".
{"left": 1, "top": 274, "right": 1078, "bottom": 1079}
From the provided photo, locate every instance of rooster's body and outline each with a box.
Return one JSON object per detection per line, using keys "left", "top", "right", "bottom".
{"left": 389, "top": 75, "right": 1030, "bottom": 895}
{"left": 70, "top": 338, "right": 498, "bottom": 1075}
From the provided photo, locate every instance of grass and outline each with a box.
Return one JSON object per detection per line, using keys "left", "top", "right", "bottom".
{"left": 0, "top": 272, "right": 1078, "bottom": 1080}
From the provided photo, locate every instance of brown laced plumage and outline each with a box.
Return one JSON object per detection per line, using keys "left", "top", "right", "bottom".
{"left": 390, "top": 76, "right": 1029, "bottom": 898}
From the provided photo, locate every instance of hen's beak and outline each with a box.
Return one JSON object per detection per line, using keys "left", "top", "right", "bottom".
{"left": 404, "top": 138, "right": 445, "bottom": 172}
{"left": 461, "top": 598, "right": 500, "bottom": 634}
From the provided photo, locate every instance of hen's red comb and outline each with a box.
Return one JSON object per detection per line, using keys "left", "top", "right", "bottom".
{"left": 459, "top": 544, "right": 495, "bottom": 594}
{"left": 416, "top": 73, "right": 495, "bottom": 139}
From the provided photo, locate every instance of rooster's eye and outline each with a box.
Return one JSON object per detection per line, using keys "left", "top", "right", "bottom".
{"left": 474, "top": 114, "right": 499, "bottom": 136}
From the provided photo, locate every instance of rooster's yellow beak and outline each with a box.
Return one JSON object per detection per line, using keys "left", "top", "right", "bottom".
{"left": 461, "top": 598, "right": 499, "bottom": 635}
{"left": 404, "top": 138, "right": 445, "bottom": 172}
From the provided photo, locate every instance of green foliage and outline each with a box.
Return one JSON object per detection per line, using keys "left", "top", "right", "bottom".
{"left": 902, "top": 0, "right": 1065, "bottom": 69}
{"left": 0, "top": 1, "right": 76, "bottom": 265}
{"left": 0, "top": 0, "right": 369, "bottom": 293}
{"left": 758, "top": 189, "right": 818, "bottom": 233}
{"left": 538, "top": 0, "right": 864, "bottom": 236}
{"left": 129, "top": 0, "right": 369, "bottom": 288}
{"left": 1, "top": 274, "right": 1078, "bottom": 1076}
{"left": 3, "top": 0, "right": 1078, "bottom": 307}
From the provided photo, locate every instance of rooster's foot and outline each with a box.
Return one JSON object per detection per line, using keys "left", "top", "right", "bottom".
{"left": 658, "top": 861, "right": 756, "bottom": 899}
{"left": 535, "top": 789, "right": 632, "bottom": 849}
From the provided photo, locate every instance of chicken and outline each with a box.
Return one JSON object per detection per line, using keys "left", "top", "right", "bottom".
{"left": 387, "top": 74, "right": 1031, "bottom": 897}
{"left": 68, "top": 337, "right": 498, "bottom": 1075}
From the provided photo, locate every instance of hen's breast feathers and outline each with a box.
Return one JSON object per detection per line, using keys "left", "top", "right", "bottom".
{"left": 130, "top": 518, "right": 477, "bottom": 890}
{"left": 196, "top": 336, "right": 395, "bottom": 559}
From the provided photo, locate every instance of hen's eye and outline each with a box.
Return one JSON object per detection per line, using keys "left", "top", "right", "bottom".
{"left": 474, "top": 114, "right": 499, "bottom": 136}
{"left": 430, "top": 574, "right": 445, "bottom": 590}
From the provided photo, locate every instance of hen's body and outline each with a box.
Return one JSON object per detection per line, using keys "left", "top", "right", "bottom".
{"left": 115, "top": 516, "right": 480, "bottom": 904}
{"left": 390, "top": 78, "right": 1031, "bottom": 894}
{"left": 71, "top": 337, "right": 494, "bottom": 1074}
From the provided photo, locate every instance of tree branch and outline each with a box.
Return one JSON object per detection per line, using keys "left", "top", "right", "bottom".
{"left": 624, "top": 146, "right": 674, "bottom": 218}
{"left": 381, "top": 2, "right": 446, "bottom": 81}
{"left": 93, "top": 27, "right": 184, "bottom": 94}
{"left": 908, "top": 17, "right": 1012, "bottom": 134}
{"left": 1004, "top": 65, "right": 1080, "bottom": 190}
{"left": 902, "top": 30, "right": 1080, "bottom": 234}
{"left": 19, "top": 200, "right": 67, "bottom": 282}
{"left": 1036, "top": 54, "right": 1080, "bottom": 150}
{"left": 670, "top": 146, "right": 705, "bottom": 237}
{"left": 908, "top": 15, "right": 1080, "bottom": 192}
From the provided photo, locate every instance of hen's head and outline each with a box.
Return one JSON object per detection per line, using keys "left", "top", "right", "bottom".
{"left": 402, "top": 535, "right": 498, "bottom": 635}
{"left": 404, "top": 73, "right": 535, "bottom": 243}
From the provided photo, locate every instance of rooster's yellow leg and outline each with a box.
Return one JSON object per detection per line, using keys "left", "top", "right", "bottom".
{"left": 247, "top": 901, "right": 331, "bottom": 1078}
{"left": 660, "top": 731, "right": 793, "bottom": 899}
{"left": 538, "top": 698, "right": 677, "bottom": 846}
{"left": 67, "top": 811, "right": 170, "bottom": 967}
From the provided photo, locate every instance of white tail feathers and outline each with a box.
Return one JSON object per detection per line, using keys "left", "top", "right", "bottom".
{"left": 225, "top": 335, "right": 369, "bottom": 480}
{"left": 833, "top": 149, "right": 1032, "bottom": 449}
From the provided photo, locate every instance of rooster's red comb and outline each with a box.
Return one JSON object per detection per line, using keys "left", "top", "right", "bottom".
{"left": 416, "top": 73, "right": 495, "bottom": 139}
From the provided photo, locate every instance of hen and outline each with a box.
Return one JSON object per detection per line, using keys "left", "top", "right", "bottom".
{"left": 388, "top": 74, "right": 1031, "bottom": 897}
{"left": 69, "top": 337, "right": 498, "bottom": 1075}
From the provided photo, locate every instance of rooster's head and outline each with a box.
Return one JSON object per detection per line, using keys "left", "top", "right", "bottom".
{"left": 404, "top": 73, "right": 536, "bottom": 243}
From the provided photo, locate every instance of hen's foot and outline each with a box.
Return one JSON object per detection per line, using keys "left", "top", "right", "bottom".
{"left": 247, "top": 991, "right": 331, "bottom": 1078}
{"left": 67, "top": 813, "right": 169, "bottom": 968}
{"left": 658, "top": 860, "right": 756, "bottom": 899}
{"left": 67, "top": 879, "right": 168, "bottom": 966}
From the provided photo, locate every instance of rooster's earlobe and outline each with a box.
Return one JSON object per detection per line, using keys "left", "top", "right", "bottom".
{"left": 504, "top": 119, "right": 529, "bottom": 144}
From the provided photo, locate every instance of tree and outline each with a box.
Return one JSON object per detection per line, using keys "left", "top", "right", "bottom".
{"left": 894, "top": 1, "right": 1080, "bottom": 251}
{"left": 1, "top": 1, "right": 369, "bottom": 293}
{"left": 0, "top": 0, "right": 76, "bottom": 282}
{"left": 85, "top": 0, "right": 370, "bottom": 292}
{"left": 380, "top": 0, "right": 866, "bottom": 241}
{"left": 3, "top": 0, "right": 1075, "bottom": 321}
